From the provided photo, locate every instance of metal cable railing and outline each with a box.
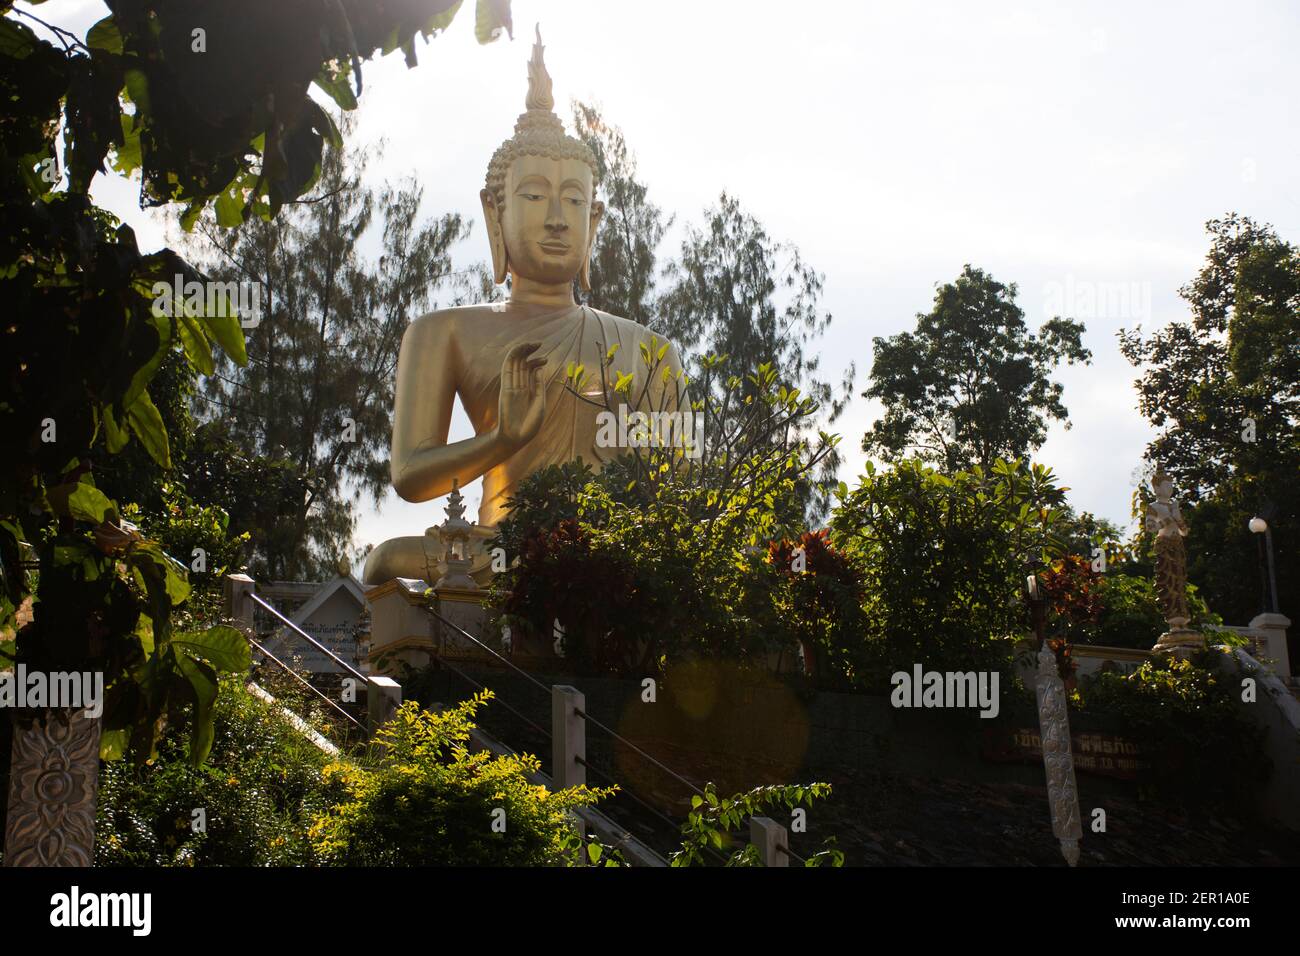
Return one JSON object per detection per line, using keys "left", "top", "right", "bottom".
{"left": 436, "top": 654, "right": 553, "bottom": 743}
{"left": 422, "top": 603, "right": 791, "bottom": 866}
{"left": 776, "top": 842, "right": 808, "bottom": 865}
{"left": 246, "top": 633, "right": 364, "bottom": 732}
{"left": 437, "top": 651, "right": 732, "bottom": 864}
{"left": 424, "top": 604, "right": 708, "bottom": 798}
{"left": 250, "top": 592, "right": 369, "bottom": 685}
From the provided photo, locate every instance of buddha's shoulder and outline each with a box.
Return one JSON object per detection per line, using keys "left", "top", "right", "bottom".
{"left": 584, "top": 307, "right": 673, "bottom": 345}
{"left": 404, "top": 303, "right": 506, "bottom": 343}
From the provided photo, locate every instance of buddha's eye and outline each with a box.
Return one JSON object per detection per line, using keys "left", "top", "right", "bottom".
{"left": 521, "top": 192, "right": 544, "bottom": 201}
{"left": 566, "top": 197, "right": 586, "bottom": 207}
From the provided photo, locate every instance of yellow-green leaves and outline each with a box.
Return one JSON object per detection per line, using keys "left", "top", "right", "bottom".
{"left": 173, "top": 625, "right": 253, "bottom": 674}
{"left": 125, "top": 389, "right": 170, "bottom": 469}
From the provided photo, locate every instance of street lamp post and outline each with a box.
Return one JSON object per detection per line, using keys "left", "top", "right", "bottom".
{"left": 1249, "top": 516, "right": 1281, "bottom": 615}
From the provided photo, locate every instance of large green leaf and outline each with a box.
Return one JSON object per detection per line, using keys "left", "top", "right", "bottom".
{"left": 101, "top": 402, "right": 130, "bottom": 453}
{"left": 136, "top": 542, "right": 190, "bottom": 607}
{"left": 122, "top": 67, "right": 150, "bottom": 113}
{"left": 174, "top": 625, "right": 251, "bottom": 673}
{"left": 213, "top": 180, "right": 244, "bottom": 228}
{"left": 175, "top": 310, "right": 215, "bottom": 376}
{"left": 125, "top": 390, "right": 171, "bottom": 468}
{"left": 313, "top": 66, "right": 357, "bottom": 111}
{"left": 176, "top": 654, "right": 218, "bottom": 765}
{"left": 47, "top": 482, "right": 116, "bottom": 524}
{"left": 111, "top": 111, "right": 142, "bottom": 174}
{"left": 86, "top": 15, "right": 123, "bottom": 55}
{"left": 424, "top": 0, "right": 465, "bottom": 37}
{"left": 0, "top": 16, "right": 40, "bottom": 59}
{"left": 99, "top": 728, "right": 129, "bottom": 761}
{"left": 199, "top": 296, "right": 248, "bottom": 366}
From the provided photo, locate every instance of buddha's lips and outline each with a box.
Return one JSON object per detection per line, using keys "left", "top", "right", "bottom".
{"left": 539, "top": 241, "right": 570, "bottom": 254}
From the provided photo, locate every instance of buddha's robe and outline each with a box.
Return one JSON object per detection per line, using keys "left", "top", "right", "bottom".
{"left": 364, "top": 302, "right": 686, "bottom": 585}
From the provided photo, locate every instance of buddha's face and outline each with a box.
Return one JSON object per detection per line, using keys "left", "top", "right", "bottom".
{"left": 499, "top": 154, "right": 599, "bottom": 284}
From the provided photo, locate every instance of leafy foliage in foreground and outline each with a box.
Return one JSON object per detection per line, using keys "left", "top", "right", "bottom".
{"left": 672, "top": 782, "right": 843, "bottom": 867}
{"left": 309, "top": 695, "right": 614, "bottom": 867}
{"left": 97, "top": 676, "right": 334, "bottom": 866}
{"left": 0, "top": 0, "right": 508, "bottom": 765}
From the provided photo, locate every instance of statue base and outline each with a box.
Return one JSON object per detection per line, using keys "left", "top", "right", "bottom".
{"left": 1152, "top": 627, "right": 1206, "bottom": 657}
{"left": 363, "top": 525, "right": 499, "bottom": 588}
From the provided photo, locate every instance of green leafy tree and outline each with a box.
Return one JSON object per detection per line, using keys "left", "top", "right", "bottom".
{"left": 659, "top": 193, "right": 855, "bottom": 520}
{"left": 494, "top": 356, "right": 846, "bottom": 676}
{"left": 571, "top": 101, "right": 672, "bottom": 328}
{"left": 863, "top": 265, "right": 1091, "bottom": 473}
{"left": 830, "top": 458, "right": 1068, "bottom": 682}
{"left": 562, "top": 343, "right": 840, "bottom": 543}
{"left": 193, "top": 122, "right": 482, "bottom": 579}
{"left": 0, "top": 0, "right": 511, "bottom": 776}
{"left": 1119, "top": 214, "right": 1298, "bottom": 624}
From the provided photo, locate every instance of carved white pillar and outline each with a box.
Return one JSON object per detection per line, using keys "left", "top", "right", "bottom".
{"left": 4, "top": 707, "right": 102, "bottom": 866}
{"left": 1035, "top": 642, "right": 1083, "bottom": 866}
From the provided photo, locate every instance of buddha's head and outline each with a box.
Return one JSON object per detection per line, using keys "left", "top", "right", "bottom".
{"left": 481, "top": 28, "right": 603, "bottom": 291}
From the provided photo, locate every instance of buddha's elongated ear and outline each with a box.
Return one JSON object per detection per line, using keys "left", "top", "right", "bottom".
{"left": 480, "top": 188, "right": 509, "bottom": 285}
{"left": 579, "top": 199, "right": 605, "bottom": 293}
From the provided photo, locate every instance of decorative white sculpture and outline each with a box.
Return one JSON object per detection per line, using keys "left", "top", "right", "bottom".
{"left": 1035, "top": 640, "right": 1082, "bottom": 866}
{"left": 428, "top": 478, "right": 479, "bottom": 591}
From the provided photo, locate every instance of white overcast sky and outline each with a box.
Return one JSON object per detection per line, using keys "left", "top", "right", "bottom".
{"left": 25, "top": 0, "right": 1300, "bottom": 566}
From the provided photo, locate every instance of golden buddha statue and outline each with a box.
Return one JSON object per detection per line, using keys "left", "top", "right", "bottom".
{"left": 362, "top": 28, "right": 686, "bottom": 586}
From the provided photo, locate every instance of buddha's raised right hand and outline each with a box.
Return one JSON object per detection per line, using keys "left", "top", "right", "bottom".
{"left": 497, "top": 341, "right": 548, "bottom": 449}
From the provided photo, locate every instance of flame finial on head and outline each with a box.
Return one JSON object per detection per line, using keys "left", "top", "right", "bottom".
{"left": 525, "top": 25, "right": 554, "bottom": 113}
{"left": 484, "top": 23, "right": 598, "bottom": 206}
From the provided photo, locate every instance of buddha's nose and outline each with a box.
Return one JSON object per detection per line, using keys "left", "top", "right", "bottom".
{"left": 545, "top": 197, "right": 567, "bottom": 231}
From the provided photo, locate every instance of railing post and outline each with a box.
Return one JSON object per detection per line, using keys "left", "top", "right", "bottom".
{"left": 749, "top": 816, "right": 789, "bottom": 867}
{"left": 366, "top": 675, "right": 402, "bottom": 736}
{"left": 224, "top": 573, "right": 255, "bottom": 632}
{"left": 552, "top": 685, "right": 585, "bottom": 789}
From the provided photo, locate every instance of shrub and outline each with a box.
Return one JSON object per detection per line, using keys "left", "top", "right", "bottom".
{"left": 1038, "top": 554, "right": 1105, "bottom": 642}
{"left": 1038, "top": 565, "right": 1223, "bottom": 649}
{"left": 758, "top": 530, "right": 869, "bottom": 685}
{"left": 96, "top": 677, "right": 334, "bottom": 866}
{"left": 830, "top": 458, "right": 1067, "bottom": 683}
{"left": 493, "top": 466, "right": 780, "bottom": 676}
{"left": 309, "top": 694, "right": 613, "bottom": 866}
{"left": 1091, "top": 574, "right": 1220, "bottom": 648}
{"left": 491, "top": 354, "right": 841, "bottom": 677}
{"left": 1074, "top": 652, "right": 1269, "bottom": 810}
{"left": 672, "top": 782, "right": 843, "bottom": 867}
